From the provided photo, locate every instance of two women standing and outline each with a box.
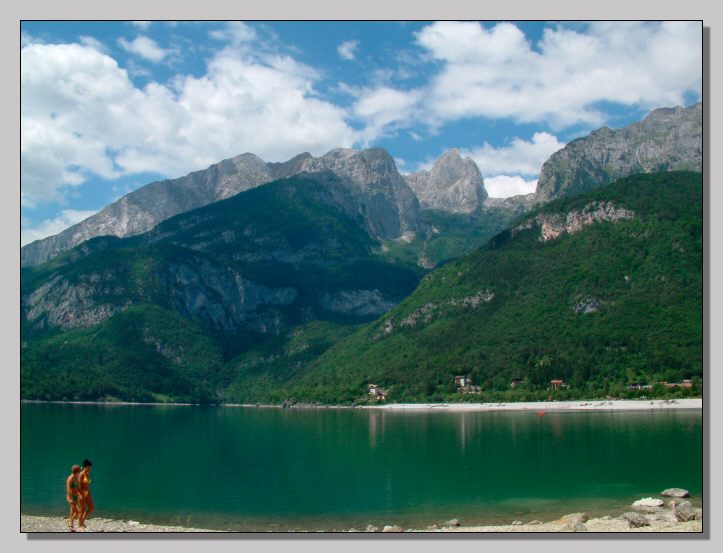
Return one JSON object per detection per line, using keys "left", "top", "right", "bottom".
{"left": 65, "top": 459, "right": 93, "bottom": 532}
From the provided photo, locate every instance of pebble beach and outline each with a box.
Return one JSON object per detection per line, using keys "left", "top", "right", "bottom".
{"left": 21, "top": 507, "right": 703, "bottom": 534}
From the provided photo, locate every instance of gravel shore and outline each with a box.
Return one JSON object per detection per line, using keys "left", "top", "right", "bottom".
{"left": 22, "top": 509, "right": 702, "bottom": 534}
{"left": 21, "top": 516, "right": 216, "bottom": 533}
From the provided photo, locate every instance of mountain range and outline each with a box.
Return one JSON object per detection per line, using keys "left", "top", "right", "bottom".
{"left": 20, "top": 102, "right": 703, "bottom": 403}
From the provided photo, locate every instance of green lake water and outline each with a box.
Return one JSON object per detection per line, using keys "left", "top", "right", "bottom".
{"left": 20, "top": 403, "right": 703, "bottom": 531}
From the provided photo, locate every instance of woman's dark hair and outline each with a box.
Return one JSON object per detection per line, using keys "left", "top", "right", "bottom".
{"left": 82, "top": 459, "right": 93, "bottom": 467}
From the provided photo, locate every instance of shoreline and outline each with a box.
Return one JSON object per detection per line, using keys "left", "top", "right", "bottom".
{"left": 22, "top": 398, "right": 702, "bottom": 412}
{"left": 21, "top": 508, "right": 703, "bottom": 533}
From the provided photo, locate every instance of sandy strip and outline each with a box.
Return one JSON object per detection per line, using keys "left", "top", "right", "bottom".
{"left": 22, "top": 511, "right": 702, "bottom": 533}
{"left": 360, "top": 398, "right": 701, "bottom": 412}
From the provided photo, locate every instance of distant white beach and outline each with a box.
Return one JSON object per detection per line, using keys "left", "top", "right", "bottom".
{"left": 361, "top": 398, "right": 702, "bottom": 412}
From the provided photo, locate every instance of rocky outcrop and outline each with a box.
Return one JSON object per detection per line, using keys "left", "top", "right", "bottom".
{"left": 24, "top": 273, "right": 128, "bottom": 331}
{"left": 375, "top": 289, "right": 494, "bottom": 339}
{"left": 535, "top": 102, "right": 702, "bottom": 202}
{"left": 405, "top": 149, "right": 487, "bottom": 213}
{"left": 319, "top": 289, "right": 396, "bottom": 317}
{"left": 514, "top": 201, "right": 635, "bottom": 242}
{"left": 22, "top": 148, "right": 420, "bottom": 267}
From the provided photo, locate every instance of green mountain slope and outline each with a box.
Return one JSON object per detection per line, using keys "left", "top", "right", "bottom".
{"left": 265, "top": 172, "right": 702, "bottom": 403}
{"left": 21, "top": 174, "right": 424, "bottom": 402}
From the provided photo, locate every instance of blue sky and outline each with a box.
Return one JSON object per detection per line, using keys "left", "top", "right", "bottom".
{"left": 20, "top": 21, "right": 702, "bottom": 245}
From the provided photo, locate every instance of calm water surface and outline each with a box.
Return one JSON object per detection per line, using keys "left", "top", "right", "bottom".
{"left": 21, "top": 404, "right": 702, "bottom": 531}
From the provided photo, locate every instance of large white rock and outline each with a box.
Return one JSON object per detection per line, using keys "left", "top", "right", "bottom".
{"left": 632, "top": 497, "right": 665, "bottom": 508}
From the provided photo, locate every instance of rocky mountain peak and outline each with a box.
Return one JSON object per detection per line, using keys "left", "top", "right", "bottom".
{"left": 405, "top": 149, "right": 487, "bottom": 213}
{"left": 535, "top": 102, "right": 702, "bottom": 202}
{"left": 297, "top": 147, "right": 419, "bottom": 239}
{"left": 22, "top": 146, "right": 420, "bottom": 267}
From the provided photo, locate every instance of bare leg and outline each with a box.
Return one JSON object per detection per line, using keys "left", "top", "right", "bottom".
{"left": 77, "top": 499, "right": 87, "bottom": 529}
{"left": 68, "top": 503, "right": 76, "bottom": 531}
{"left": 84, "top": 494, "right": 95, "bottom": 522}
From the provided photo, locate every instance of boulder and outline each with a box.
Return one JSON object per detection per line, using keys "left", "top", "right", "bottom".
{"left": 365, "top": 525, "right": 379, "bottom": 533}
{"left": 444, "top": 519, "right": 461, "bottom": 527}
{"left": 426, "top": 524, "right": 439, "bottom": 531}
{"left": 673, "top": 500, "right": 698, "bottom": 522}
{"left": 558, "top": 513, "right": 589, "bottom": 525}
{"left": 622, "top": 512, "right": 651, "bottom": 528}
{"left": 661, "top": 488, "right": 690, "bottom": 498}
{"left": 382, "top": 525, "right": 403, "bottom": 533}
{"left": 632, "top": 497, "right": 664, "bottom": 508}
{"left": 549, "top": 512, "right": 589, "bottom": 531}
{"left": 528, "top": 520, "right": 543, "bottom": 525}
{"left": 511, "top": 520, "right": 524, "bottom": 526}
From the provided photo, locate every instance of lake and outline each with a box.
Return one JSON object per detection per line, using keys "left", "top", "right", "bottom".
{"left": 20, "top": 403, "right": 702, "bottom": 531}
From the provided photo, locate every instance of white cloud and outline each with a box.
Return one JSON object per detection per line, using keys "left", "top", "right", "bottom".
{"left": 79, "top": 36, "right": 107, "bottom": 52}
{"left": 21, "top": 40, "right": 357, "bottom": 207}
{"left": 209, "top": 22, "right": 257, "bottom": 45}
{"left": 130, "top": 21, "right": 153, "bottom": 30}
{"left": 337, "top": 40, "right": 359, "bottom": 60}
{"left": 483, "top": 175, "right": 538, "bottom": 198}
{"left": 352, "top": 86, "right": 422, "bottom": 144}
{"left": 21, "top": 209, "right": 99, "bottom": 246}
{"left": 461, "top": 132, "right": 565, "bottom": 177}
{"left": 118, "top": 36, "right": 171, "bottom": 62}
{"left": 414, "top": 21, "right": 701, "bottom": 128}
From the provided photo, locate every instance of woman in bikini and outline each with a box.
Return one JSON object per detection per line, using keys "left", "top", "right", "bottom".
{"left": 65, "top": 465, "right": 81, "bottom": 532}
{"left": 76, "top": 459, "right": 94, "bottom": 531}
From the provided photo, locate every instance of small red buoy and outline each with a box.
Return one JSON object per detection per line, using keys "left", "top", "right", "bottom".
{"left": 536, "top": 411, "right": 546, "bottom": 416}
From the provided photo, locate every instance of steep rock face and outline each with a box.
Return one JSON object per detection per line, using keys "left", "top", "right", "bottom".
{"left": 535, "top": 103, "right": 702, "bottom": 202}
{"left": 22, "top": 257, "right": 299, "bottom": 335}
{"left": 166, "top": 258, "right": 298, "bottom": 335}
{"left": 24, "top": 272, "right": 129, "bottom": 331}
{"left": 22, "top": 148, "right": 420, "bottom": 266}
{"left": 405, "top": 149, "right": 487, "bottom": 213}
{"left": 298, "top": 148, "right": 420, "bottom": 238}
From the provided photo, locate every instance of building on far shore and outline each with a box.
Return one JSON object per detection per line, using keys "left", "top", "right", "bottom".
{"left": 458, "top": 385, "right": 481, "bottom": 394}
{"left": 550, "top": 379, "right": 564, "bottom": 391}
{"left": 368, "top": 384, "right": 388, "bottom": 401}
{"left": 510, "top": 377, "right": 524, "bottom": 388}
{"left": 454, "top": 375, "right": 471, "bottom": 387}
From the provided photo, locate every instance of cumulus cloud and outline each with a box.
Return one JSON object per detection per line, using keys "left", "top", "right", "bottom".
{"left": 209, "top": 22, "right": 257, "bottom": 45}
{"left": 352, "top": 86, "right": 422, "bottom": 144}
{"left": 484, "top": 175, "right": 538, "bottom": 198}
{"left": 21, "top": 40, "right": 357, "bottom": 207}
{"left": 337, "top": 40, "right": 359, "bottom": 60}
{"left": 118, "top": 35, "right": 171, "bottom": 62}
{"left": 415, "top": 21, "right": 701, "bottom": 128}
{"left": 21, "top": 209, "right": 99, "bottom": 246}
{"left": 461, "top": 132, "right": 565, "bottom": 177}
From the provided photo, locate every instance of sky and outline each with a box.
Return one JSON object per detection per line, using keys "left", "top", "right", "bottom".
{"left": 20, "top": 20, "right": 702, "bottom": 246}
